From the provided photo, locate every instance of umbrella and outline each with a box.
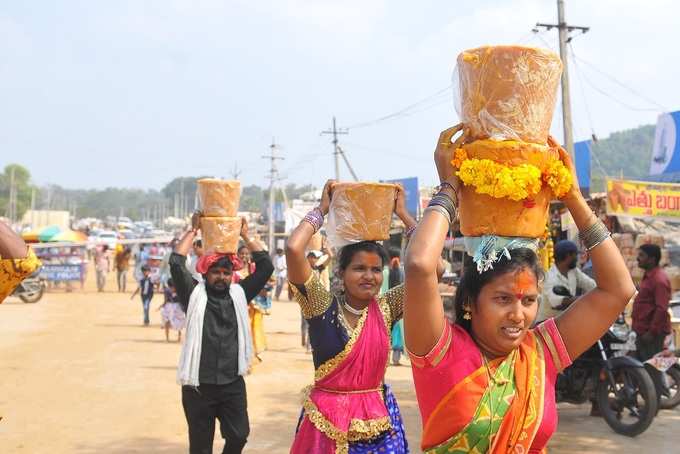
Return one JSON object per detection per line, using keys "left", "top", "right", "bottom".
{"left": 51, "top": 230, "right": 88, "bottom": 243}
{"left": 21, "top": 229, "right": 41, "bottom": 243}
{"left": 38, "top": 225, "right": 63, "bottom": 242}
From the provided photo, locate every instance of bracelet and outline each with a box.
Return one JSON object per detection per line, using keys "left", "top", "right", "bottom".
{"left": 579, "top": 219, "right": 611, "bottom": 251}
{"left": 424, "top": 205, "right": 452, "bottom": 224}
{"left": 302, "top": 207, "right": 324, "bottom": 233}
{"left": 428, "top": 193, "right": 457, "bottom": 221}
{"left": 438, "top": 181, "right": 458, "bottom": 198}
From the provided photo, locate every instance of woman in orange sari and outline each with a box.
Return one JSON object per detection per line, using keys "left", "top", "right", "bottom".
{"left": 403, "top": 125, "right": 637, "bottom": 453}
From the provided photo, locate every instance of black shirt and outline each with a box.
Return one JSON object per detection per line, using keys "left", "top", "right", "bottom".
{"left": 169, "top": 251, "right": 274, "bottom": 385}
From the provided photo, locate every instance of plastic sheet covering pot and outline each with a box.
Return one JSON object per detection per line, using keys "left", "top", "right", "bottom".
{"left": 455, "top": 45, "right": 562, "bottom": 144}
{"left": 457, "top": 140, "right": 560, "bottom": 238}
{"left": 197, "top": 179, "right": 241, "bottom": 217}
{"left": 326, "top": 182, "right": 396, "bottom": 249}
{"left": 200, "top": 217, "right": 241, "bottom": 254}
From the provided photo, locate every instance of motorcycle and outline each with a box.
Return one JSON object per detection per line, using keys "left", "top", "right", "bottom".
{"left": 11, "top": 270, "right": 45, "bottom": 303}
{"left": 553, "top": 285, "right": 658, "bottom": 436}
{"left": 658, "top": 301, "right": 680, "bottom": 410}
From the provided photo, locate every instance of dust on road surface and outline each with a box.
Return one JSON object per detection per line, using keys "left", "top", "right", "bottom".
{"left": 1, "top": 271, "right": 678, "bottom": 453}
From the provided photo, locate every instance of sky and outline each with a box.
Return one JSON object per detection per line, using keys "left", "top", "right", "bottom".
{"left": 1, "top": 0, "right": 678, "bottom": 191}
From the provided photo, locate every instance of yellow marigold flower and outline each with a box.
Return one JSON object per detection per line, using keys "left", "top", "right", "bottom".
{"left": 544, "top": 160, "right": 572, "bottom": 198}
{"left": 457, "top": 158, "right": 542, "bottom": 202}
{"left": 451, "top": 148, "right": 469, "bottom": 169}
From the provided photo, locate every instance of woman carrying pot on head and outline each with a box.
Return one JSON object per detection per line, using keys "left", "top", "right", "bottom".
{"left": 403, "top": 125, "right": 637, "bottom": 453}
{"left": 287, "top": 180, "right": 417, "bottom": 454}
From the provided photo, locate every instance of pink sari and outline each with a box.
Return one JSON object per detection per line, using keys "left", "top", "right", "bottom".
{"left": 290, "top": 299, "right": 392, "bottom": 454}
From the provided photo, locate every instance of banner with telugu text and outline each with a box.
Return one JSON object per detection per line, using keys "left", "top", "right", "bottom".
{"left": 606, "top": 178, "right": 680, "bottom": 222}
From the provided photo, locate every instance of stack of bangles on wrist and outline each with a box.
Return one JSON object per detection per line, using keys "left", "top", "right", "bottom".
{"left": 579, "top": 217, "right": 611, "bottom": 251}
{"left": 424, "top": 188, "right": 457, "bottom": 224}
{"left": 302, "top": 207, "right": 324, "bottom": 233}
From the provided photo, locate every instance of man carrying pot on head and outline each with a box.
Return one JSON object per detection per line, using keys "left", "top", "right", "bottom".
{"left": 539, "top": 240, "right": 596, "bottom": 322}
{"left": 170, "top": 212, "right": 274, "bottom": 454}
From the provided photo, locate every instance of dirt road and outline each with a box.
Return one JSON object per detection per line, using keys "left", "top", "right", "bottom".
{"left": 0, "top": 271, "right": 677, "bottom": 453}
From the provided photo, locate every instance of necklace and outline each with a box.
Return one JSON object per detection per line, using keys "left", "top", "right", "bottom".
{"left": 338, "top": 293, "right": 366, "bottom": 316}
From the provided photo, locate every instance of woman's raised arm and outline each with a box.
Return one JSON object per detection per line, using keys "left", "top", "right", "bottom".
{"left": 405, "top": 124, "right": 467, "bottom": 356}
{"left": 286, "top": 180, "right": 334, "bottom": 285}
{"left": 551, "top": 139, "right": 637, "bottom": 359}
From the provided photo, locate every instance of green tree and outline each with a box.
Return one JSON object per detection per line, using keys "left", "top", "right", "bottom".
{"left": 0, "top": 164, "right": 37, "bottom": 220}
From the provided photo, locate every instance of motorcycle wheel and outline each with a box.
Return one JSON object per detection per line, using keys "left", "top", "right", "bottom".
{"left": 659, "top": 365, "right": 680, "bottom": 410}
{"left": 596, "top": 366, "right": 657, "bottom": 437}
{"left": 18, "top": 283, "right": 44, "bottom": 304}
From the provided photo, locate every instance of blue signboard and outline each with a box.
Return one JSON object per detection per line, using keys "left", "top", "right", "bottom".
{"left": 574, "top": 140, "right": 591, "bottom": 194}
{"left": 384, "top": 177, "right": 419, "bottom": 218}
{"left": 40, "top": 264, "right": 82, "bottom": 282}
{"left": 650, "top": 111, "right": 680, "bottom": 176}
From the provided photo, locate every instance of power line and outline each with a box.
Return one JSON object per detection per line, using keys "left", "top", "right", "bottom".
{"left": 345, "top": 85, "right": 453, "bottom": 130}
{"left": 570, "top": 53, "right": 667, "bottom": 112}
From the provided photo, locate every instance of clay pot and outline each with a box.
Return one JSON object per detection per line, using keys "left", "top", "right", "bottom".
{"left": 457, "top": 45, "right": 562, "bottom": 144}
{"left": 200, "top": 216, "right": 241, "bottom": 254}
{"left": 197, "top": 179, "right": 241, "bottom": 217}
{"left": 457, "top": 140, "right": 560, "bottom": 238}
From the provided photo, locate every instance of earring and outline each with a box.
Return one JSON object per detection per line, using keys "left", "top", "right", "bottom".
{"left": 463, "top": 298, "right": 472, "bottom": 320}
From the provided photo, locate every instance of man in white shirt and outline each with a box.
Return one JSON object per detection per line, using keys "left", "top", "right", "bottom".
{"left": 273, "top": 248, "right": 288, "bottom": 300}
{"left": 539, "top": 240, "right": 596, "bottom": 321}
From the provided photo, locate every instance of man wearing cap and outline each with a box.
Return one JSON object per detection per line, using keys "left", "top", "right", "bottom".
{"left": 539, "top": 239, "right": 596, "bottom": 321}
{"left": 170, "top": 213, "right": 273, "bottom": 454}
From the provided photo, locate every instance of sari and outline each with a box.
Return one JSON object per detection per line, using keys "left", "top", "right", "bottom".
{"left": 290, "top": 273, "right": 408, "bottom": 454}
{"left": 410, "top": 318, "right": 571, "bottom": 453}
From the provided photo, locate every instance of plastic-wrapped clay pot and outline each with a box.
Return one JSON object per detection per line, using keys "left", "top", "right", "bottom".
{"left": 197, "top": 179, "right": 241, "bottom": 217}
{"left": 200, "top": 216, "right": 241, "bottom": 254}
{"left": 457, "top": 45, "right": 562, "bottom": 144}
{"left": 457, "top": 140, "right": 560, "bottom": 238}
{"left": 327, "top": 182, "right": 397, "bottom": 247}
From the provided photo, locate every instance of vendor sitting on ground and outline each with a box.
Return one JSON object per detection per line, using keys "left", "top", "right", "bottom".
{"left": 1, "top": 220, "right": 42, "bottom": 303}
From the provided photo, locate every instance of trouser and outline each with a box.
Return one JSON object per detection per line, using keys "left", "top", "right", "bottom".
{"left": 96, "top": 270, "right": 106, "bottom": 291}
{"left": 275, "top": 276, "right": 285, "bottom": 299}
{"left": 117, "top": 270, "right": 127, "bottom": 292}
{"left": 142, "top": 297, "right": 151, "bottom": 325}
{"left": 182, "top": 378, "right": 249, "bottom": 454}
{"left": 392, "top": 349, "right": 402, "bottom": 364}
{"left": 636, "top": 333, "right": 667, "bottom": 400}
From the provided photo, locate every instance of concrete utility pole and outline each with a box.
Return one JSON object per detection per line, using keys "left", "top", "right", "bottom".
{"left": 230, "top": 163, "right": 242, "bottom": 180}
{"left": 262, "top": 139, "right": 284, "bottom": 254}
{"left": 321, "top": 117, "right": 349, "bottom": 180}
{"left": 535, "top": 0, "right": 589, "bottom": 156}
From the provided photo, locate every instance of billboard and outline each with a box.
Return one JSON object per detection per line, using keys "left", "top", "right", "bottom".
{"left": 384, "top": 177, "right": 419, "bottom": 218}
{"left": 650, "top": 111, "right": 680, "bottom": 176}
{"left": 606, "top": 178, "right": 680, "bottom": 222}
{"left": 574, "top": 139, "right": 591, "bottom": 196}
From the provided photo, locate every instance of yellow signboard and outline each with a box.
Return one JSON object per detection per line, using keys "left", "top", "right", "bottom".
{"left": 606, "top": 178, "right": 680, "bottom": 221}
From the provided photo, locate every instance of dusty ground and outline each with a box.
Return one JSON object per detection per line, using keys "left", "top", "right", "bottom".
{"left": 0, "top": 270, "right": 678, "bottom": 453}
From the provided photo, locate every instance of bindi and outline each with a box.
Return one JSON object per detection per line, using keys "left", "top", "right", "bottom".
{"left": 513, "top": 269, "right": 535, "bottom": 300}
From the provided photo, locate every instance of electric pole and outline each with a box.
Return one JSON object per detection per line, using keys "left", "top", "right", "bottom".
{"left": 262, "top": 139, "right": 284, "bottom": 254}
{"left": 535, "top": 0, "right": 588, "bottom": 156}
{"left": 321, "top": 117, "right": 349, "bottom": 180}
{"left": 230, "top": 163, "right": 242, "bottom": 180}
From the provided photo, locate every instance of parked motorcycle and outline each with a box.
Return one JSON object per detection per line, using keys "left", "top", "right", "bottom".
{"left": 553, "top": 286, "right": 658, "bottom": 436}
{"left": 11, "top": 270, "right": 45, "bottom": 303}
{"left": 658, "top": 301, "right": 680, "bottom": 409}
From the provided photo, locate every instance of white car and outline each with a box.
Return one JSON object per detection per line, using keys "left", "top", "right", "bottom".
{"left": 96, "top": 231, "right": 118, "bottom": 249}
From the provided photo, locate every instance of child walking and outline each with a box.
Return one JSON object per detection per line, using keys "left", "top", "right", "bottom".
{"left": 131, "top": 265, "right": 154, "bottom": 326}
{"left": 158, "top": 278, "right": 186, "bottom": 342}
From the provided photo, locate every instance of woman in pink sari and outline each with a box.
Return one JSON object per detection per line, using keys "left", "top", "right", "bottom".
{"left": 286, "top": 180, "right": 416, "bottom": 454}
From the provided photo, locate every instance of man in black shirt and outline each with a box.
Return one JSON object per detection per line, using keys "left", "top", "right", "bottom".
{"left": 170, "top": 215, "right": 273, "bottom": 454}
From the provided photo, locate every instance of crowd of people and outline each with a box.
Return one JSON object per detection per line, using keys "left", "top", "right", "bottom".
{"left": 0, "top": 127, "right": 677, "bottom": 454}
